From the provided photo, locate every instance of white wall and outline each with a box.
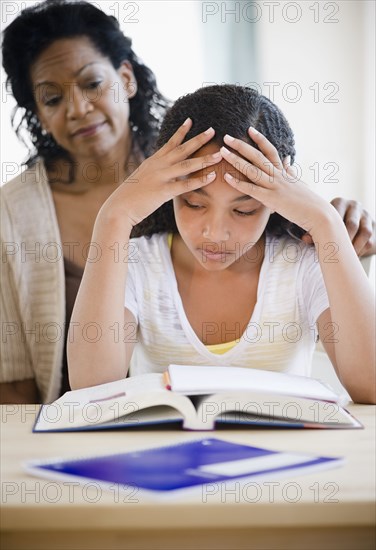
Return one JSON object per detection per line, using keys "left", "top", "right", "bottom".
{"left": 254, "top": 0, "right": 375, "bottom": 215}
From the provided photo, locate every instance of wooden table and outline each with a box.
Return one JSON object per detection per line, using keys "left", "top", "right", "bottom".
{"left": 1, "top": 404, "right": 375, "bottom": 550}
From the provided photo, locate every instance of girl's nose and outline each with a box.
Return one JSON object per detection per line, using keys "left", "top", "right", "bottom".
{"left": 202, "top": 217, "right": 230, "bottom": 242}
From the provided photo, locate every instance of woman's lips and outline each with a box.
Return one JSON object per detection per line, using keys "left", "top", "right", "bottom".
{"left": 72, "top": 122, "right": 106, "bottom": 138}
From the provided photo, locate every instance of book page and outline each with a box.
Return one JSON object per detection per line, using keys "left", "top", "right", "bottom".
{"left": 196, "top": 392, "right": 360, "bottom": 429}
{"left": 168, "top": 365, "right": 344, "bottom": 403}
{"left": 34, "top": 374, "right": 197, "bottom": 431}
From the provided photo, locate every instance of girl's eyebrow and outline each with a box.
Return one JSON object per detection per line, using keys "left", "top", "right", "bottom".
{"left": 231, "top": 195, "right": 257, "bottom": 203}
{"left": 192, "top": 188, "right": 256, "bottom": 203}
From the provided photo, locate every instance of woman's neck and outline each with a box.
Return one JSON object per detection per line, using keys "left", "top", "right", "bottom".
{"left": 46, "top": 143, "right": 141, "bottom": 194}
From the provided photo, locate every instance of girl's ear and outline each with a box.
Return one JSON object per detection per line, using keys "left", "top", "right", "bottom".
{"left": 119, "top": 60, "right": 138, "bottom": 99}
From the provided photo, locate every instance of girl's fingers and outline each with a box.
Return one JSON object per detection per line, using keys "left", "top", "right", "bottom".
{"left": 223, "top": 172, "right": 267, "bottom": 203}
{"left": 154, "top": 121, "right": 217, "bottom": 166}
{"left": 169, "top": 170, "right": 217, "bottom": 197}
{"left": 223, "top": 130, "right": 283, "bottom": 172}
{"left": 223, "top": 135, "right": 277, "bottom": 178}
{"left": 282, "top": 156, "right": 291, "bottom": 171}
{"left": 165, "top": 126, "right": 216, "bottom": 164}
{"left": 166, "top": 150, "right": 222, "bottom": 179}
{"left": 220, "top": 146, "right": 274, "bottom": 188}
{"left": 282, "top": 156, "right": 294, "bottom": 179}
{"left": 247, "top": 127, "right": 284, "bottom": 170}
{"left": 153, "top": 117, "right": 193, "bottom": 159}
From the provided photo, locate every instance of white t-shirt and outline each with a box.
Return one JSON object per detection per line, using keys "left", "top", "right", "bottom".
{"left": 125, "top": 232, "right": 329, "bottom": 377}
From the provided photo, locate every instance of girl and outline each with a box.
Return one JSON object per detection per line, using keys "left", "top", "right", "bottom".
{"left": 69, "top": 84, "right": 374, "bottom": 404}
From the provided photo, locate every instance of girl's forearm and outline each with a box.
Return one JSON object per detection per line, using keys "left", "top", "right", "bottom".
{"left": 67, "top": 121, "right": 223, "bottom": 389}
{"left": 68, "top": 213, "right": 134, "bottom": 389}
{"left": 311, "top": 206, "right": 376, "bottom": 402}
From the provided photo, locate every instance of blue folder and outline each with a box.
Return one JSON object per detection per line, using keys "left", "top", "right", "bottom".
{"left": 25, "top": 438, "right": 343, "bottom": 492}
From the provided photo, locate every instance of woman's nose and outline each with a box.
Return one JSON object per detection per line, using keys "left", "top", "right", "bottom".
{"left": 66, "top": 85, "right": 93, "bottom": 119}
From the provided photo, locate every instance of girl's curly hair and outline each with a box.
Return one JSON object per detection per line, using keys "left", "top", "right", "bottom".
{"left": 2, "top": 0, "right": 170, "bottom": 178}
{"left": 132, "top": 84, "right": 305, "bottom": 240}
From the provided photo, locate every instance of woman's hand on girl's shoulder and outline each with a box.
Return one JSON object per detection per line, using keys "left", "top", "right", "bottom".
{"left": 292, "top": 198, "right": 375, "bottom": 256}
{"left": 98, "top": 119, "right": 223, "bottom": 229}
{"left": 326, "top": 198, "right": 374, "bottom": 256}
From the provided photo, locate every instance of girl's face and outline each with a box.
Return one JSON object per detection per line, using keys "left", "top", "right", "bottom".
{"left": 30, "top": 36, "right": 136, "bottom": 162}
{"left": 173, "top": 142, "right": 271, "bottom": 272}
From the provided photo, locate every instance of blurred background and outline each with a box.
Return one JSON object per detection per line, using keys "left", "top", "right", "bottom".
{"left": 1, "top": 0, "right": 375, "bottom": 216}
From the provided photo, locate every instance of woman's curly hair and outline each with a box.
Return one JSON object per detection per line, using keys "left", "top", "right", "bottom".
{"left": 132, "top": 84, "right": 305, "bottom": 240}
{"left": 2, "top": 0, "right": 170, "bottom": 178}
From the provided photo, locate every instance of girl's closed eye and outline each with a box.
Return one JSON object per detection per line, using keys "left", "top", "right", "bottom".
{"left": 184, "top": 199, "right": 204, "bottom": 210}
{"left": 184, "top": 199, "right": 259, "bottom": 217}
{"left": 235, "top": 208, "right": 258, "bottom": 217}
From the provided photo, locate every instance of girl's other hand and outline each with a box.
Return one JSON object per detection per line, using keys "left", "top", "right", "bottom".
{"left": 99, "top": 119, "right": 222, "bottom": 229}
{"left": 221, "top": 128, "right": 335, "bottom": 235}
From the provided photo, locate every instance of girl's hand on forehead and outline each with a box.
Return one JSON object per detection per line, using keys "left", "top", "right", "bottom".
{"left": 221, "top": 128, "right": 333, "bottom": 236}
{"left": 100, "top": 118, "right": 222, "bottom": 228}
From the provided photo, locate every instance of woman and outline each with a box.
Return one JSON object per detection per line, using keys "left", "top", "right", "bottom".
{"left": 1, "top": 0, "right": 169, "bottom": 403}
{"left": 1, "top": 0, "right": 374, "bottom": 404}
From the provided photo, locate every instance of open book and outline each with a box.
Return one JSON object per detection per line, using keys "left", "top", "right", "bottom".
{"left": 33, "top": 365, "right": 361, "bottom": 432}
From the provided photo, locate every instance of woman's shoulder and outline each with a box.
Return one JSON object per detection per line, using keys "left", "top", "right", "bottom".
{"left": 2, "top": 159, "right": 49, "bottom": 201}
{"left": 1, "top": 159, "right": 56, "bottom": 240}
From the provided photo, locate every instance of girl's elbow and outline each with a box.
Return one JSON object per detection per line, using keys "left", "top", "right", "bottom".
{"left": 349, "top": 386, "right": 376, "bottom": 405}
{"left": 360, "top": 388, "right": 376, "bottom": 405}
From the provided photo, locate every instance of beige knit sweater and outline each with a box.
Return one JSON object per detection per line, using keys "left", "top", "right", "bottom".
{"left": 1, "top": 161, "right": 65, "bottom": 403}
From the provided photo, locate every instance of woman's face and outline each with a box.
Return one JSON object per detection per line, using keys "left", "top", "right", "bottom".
{"left": 30, "top": 36, "right": 136, "bottom": 162}
{"left": 173, "top": 142, "right": 271, "bottom": 273}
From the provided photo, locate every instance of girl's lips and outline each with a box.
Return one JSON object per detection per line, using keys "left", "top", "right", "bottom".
{"left": 199, "top": 248, "right": 232, "bottom": 262}
{"left": 72, "top": 121, "right": 106, "bottom": 137}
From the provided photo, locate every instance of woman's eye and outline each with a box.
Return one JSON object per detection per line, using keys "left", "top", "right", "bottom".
{"left": 235, "top": 209, "right": 257, "bottom": 217}
{"left": 86, "top": 80, "right": 102, "bottom": 90}
{"left": 44, "top": 97, "right": 61, "bottom": 107}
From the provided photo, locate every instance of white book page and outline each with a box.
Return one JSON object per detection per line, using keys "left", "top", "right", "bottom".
{"left": 35, "top": 374, "right": 162, "bottom": 430}
{"left": 35, "top": 374, "right": 198, "bottom": 431}
{"left": 168, "top": 365, "right": 343, "bottom": 403}
{"left": 56, "top": 373, "right": 166, "bottom": 406}
{"left": 197, "top": 393, "right": 359, "bottom": 427}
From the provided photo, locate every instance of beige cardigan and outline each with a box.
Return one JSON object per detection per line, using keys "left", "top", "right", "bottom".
{"left": 1, "top": 161, "right": 65, "bottom": 403}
